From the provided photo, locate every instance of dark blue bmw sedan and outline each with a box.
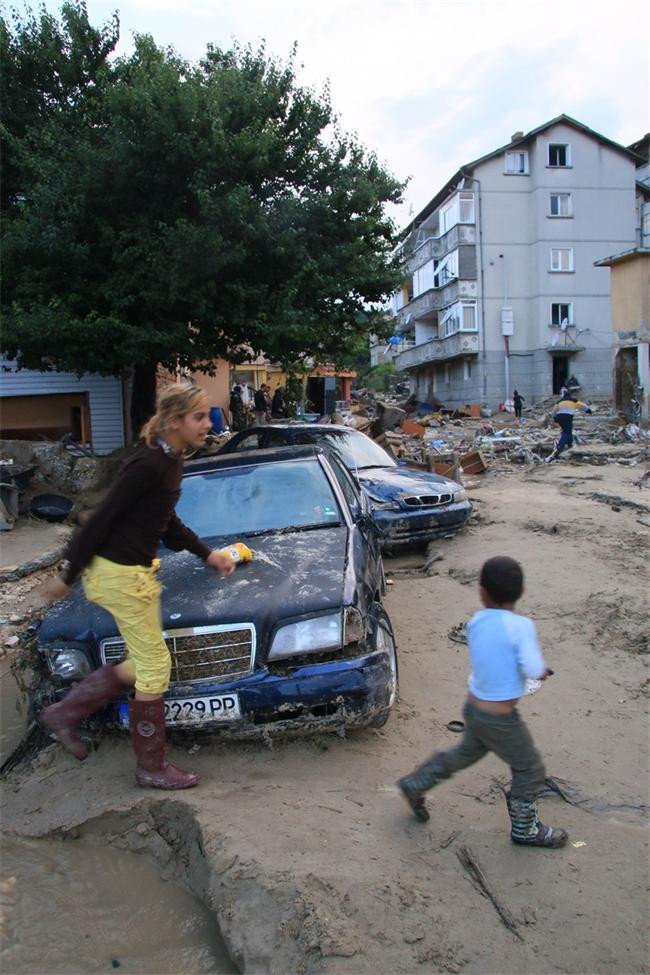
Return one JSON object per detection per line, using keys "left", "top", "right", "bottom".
{"left": 216, "top": 424, "right": 472, "bottom": 550}
{"left": 35, "top": 446, "right": 398, "bottom": 737}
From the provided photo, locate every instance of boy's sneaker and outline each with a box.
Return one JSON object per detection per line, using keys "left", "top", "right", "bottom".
{"left": 398, "top": 777, "right": 430, "bottom": 822}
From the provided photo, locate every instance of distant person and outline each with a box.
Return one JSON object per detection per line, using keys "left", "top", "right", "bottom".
{"left": 254, "top": 384, "right": 270, "bottom": 425}
{"left": 39, "top": 383, "right": 236, "bottom": 790}
{"left": 549, "top": 391, "right": 592, "bottom": 458}
{"left": 397, "top": 556, "right": 567, "bottom": 849}
{"left": 513, "top": 389, "right": 525, "bottom": 421}
{"left": 229, "top": 384, "right": 247, "bottom": 432}
{"left": 271, "top": 386, "right": 287, "bottom": 418}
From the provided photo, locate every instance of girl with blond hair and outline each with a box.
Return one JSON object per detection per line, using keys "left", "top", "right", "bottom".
{"left": 41, "top": 382, "right": 235, "bottom": 789}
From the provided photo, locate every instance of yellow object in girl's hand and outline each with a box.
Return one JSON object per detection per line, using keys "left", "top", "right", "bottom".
{"left": 151, "top": 558, "right": 161, "bottom": 572}
{"left": 214, "top": 542, "right": 253, "bottom": 565}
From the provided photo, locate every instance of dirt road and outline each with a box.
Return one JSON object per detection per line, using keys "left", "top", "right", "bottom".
{"left": 1, "top": 459, "right": 648, "bottom": 974}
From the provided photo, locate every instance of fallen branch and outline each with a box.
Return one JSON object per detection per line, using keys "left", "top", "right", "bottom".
{"left": 456, "top": 845, "right": 523, "bottom": 941}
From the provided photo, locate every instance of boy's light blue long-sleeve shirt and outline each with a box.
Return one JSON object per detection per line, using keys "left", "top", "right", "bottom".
{"left": 467, "top": 609, "right": 546, "bottom": 701}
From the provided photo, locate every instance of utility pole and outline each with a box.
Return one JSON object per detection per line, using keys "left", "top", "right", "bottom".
{"left": 499, "top": 254, "right": 513, "bottom": 405}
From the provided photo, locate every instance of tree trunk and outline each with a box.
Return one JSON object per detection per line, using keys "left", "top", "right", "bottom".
{"left": 130, "top": 362, "right": 157, "bottom": 443}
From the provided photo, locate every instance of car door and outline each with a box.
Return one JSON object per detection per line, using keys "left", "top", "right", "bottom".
{"left": 326, "top": 454, "right": 383, "bottom": 607}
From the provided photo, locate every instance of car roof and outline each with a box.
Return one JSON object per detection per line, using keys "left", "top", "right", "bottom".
{"left": 185, "top": 444, "right": 326, "bottom": 474}
{"left": 237, "top": 423, "right": 360, "bottom": 435}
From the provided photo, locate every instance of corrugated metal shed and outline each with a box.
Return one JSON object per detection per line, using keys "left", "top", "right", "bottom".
{"left": 0, "top": 359, "right": 125, "bottom": 454}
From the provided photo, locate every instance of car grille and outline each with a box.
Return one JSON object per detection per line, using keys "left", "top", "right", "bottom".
{"left": 402, "top": 493, "right": 453, "bottom": 507}
{"left": 100, "top": 625, "right": 255, "bottom": 685}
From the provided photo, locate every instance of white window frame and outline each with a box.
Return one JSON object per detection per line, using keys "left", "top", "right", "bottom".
{"left": 413, "top": 259, "right": 435, "bottom": 298}
{"left": 550, "top": 302, "right": 574, "bottom": 327}
{"left": 439, "top": 300, "right": 477, "bottom": 337}
{"left": 440, "top": 197, "right": 458, "bottom": 234}
{"left": 433, "top": 249, "right": 458, "bottom": 288}
{"left": 550, "top": 247, "right": 574, "bottom": 272}
{"left": 548, "top": 143, "right": 571, "bottom": 167}
{"left": 463, "top": 358, "right": 472, "bottom": 382}
{"left": 549, "top": 192, "right": 572, "bottom": 217}
{"left": 505, "top": 150, "right": 529, "bottom": 175}
{"left": 458, "top": 192, "right": 475, "bottom": 224}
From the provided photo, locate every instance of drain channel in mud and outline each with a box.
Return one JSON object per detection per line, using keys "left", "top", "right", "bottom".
{"left": 1, "top": 836, "right": 237, "bottom": 974}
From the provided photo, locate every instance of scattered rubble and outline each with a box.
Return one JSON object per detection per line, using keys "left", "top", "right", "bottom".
{"left": 338, "top": 392, "right": 649, "bottom": 485}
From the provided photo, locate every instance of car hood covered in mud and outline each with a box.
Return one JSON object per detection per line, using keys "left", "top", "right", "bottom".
{"left": 358, "top": 465, "right": 457, "bottom": 502}
{"left": 38, "top": 527, "right": 348, "bottom": 651}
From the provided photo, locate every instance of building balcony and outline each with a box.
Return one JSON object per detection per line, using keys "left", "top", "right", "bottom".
{"left": 394, "top": 331, "right": 480, "bottom": 370}
{"left": 407, "top": 224, "right": 476, "bottom": 271}
{"left": 394, "top": 278, "right": 479, "bottom": 333}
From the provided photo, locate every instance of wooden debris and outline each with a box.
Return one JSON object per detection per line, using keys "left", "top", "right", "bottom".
{"left": 456, "top": 845, "right": 523, "bottom": 941}
{"left": 459, "top": 450, "right": 488, "bottom": 476}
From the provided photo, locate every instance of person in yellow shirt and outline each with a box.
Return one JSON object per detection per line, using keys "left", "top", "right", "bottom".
{"left": 549, "top": 393, "right": 592, "bottom": 458}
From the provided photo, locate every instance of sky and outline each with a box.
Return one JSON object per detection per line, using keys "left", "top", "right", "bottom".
{"left": 19, "top": 0, "right": 650, "bottom": 228}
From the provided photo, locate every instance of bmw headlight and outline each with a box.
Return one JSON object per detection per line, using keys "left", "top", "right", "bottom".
{"left": 44, "top": 648, "right": 92, "bottom": 680}
{"left": 268, "top": 612, "right": 342, "bottom": 661}
{"left": 368, "top": 497, "right": 400, "bottom": 511}
{"left": 453, "top": 489, "right": 468, "bottom": 502}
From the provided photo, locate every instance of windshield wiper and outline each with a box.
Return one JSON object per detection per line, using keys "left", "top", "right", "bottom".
{"left": 202, "top": 522, "right": 341, "bottom": 541}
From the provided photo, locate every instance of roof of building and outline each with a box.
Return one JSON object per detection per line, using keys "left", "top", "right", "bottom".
{"left": 594, "top": 246, "right": 650, "bottom": 268}
{"left": 402, "top": 114, "right": 643, "bottom": 238}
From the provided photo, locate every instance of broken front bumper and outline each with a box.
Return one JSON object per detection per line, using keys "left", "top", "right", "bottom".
{"left": 112, "top": 647, "right": 395, "bottom": 736}
{"left": 374, "top": 500, "right": 473, "bottom": 545}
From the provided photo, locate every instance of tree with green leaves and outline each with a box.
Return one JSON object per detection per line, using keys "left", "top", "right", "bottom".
{"left": 2, "top": 3, "right": 405, "bottom": 435}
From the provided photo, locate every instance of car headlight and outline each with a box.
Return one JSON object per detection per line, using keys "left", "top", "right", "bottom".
{"left": 453, "top": 489, "right": 468, "bottom": 502}
{"left": 268, "top": 612, "right": 342, "bottom": 660}
{"left": 344, "top": 607, "right": 365, "bottom": 645}
{"left": 367, "top": 497, "right": 401, "bottom": 511}
{"left": 44, "top": 648, "right": 92, "bottom": 680}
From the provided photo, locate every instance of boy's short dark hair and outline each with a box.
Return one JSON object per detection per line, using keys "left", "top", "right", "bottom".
{"left": 480, "top": 556, "right": 523, "bottom": 604}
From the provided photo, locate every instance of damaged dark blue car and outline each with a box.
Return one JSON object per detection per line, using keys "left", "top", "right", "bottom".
{"left": 216, "top": 424, "right": 473, "bottom": 550}
{"left": 35, "top": 446, "right": 398, "bottom": 737}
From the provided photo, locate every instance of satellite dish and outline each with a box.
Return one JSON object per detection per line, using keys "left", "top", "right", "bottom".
{"left": 560, "top": 318, "right": 568, "bottom": 331}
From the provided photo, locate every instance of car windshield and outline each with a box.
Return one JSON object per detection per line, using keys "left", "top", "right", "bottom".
{"left": 314, "top": 430, "right": 396, "bottom": 471}
{"left": 175, "top": 459, "right": 342, "bottom": 540}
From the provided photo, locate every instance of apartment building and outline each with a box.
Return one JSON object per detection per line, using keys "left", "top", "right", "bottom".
{"left": 392, "top": 115, "right": 644, "bottom": 408}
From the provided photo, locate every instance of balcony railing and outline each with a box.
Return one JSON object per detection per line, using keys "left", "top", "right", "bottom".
{"left": 394, "top": 331, "right": 480, "bottom": 369}
{"left": 406, "top": 224, "right": 477, "bottom": 271}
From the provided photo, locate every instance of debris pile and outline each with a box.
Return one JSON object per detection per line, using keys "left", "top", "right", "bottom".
{"left": 335, "top": 392, "right": 650, "bottom": 482}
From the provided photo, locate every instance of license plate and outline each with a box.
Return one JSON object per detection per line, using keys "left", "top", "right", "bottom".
{"left": 118, "top": 693, "right": 241, "bottom": 728}
{"left": 165, "top": 693, "right": 241, "bottom": 725}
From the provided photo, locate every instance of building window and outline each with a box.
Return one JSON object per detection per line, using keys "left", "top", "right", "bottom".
{"left": 463, "top": 358, "right": 472, "bottom": 381}
{"left": 433, "top": 250, "right": 458, "bottom": 288}
{"left": 549, "top": 193, "right": 572, "bottom": 217}
{"left": 461, "top": 302, "right": 477, "bottom": 331}
{"left": 439, "top": 192, "right": 475, "bottom": 234}
{"left": 505, "top": 151, "right": 529, "bottom": 174}
{"left": 413, "top": 260, "right": 434, "bottom": 297}
{"left": 548, "top": 143, "right": 571, "bottom": 167}
{"left": 550, "top": 247, "right": 574, "bottom": 272}
{"left": 459, "top": 192, "right": 475, "bottom": 223}
{"left": 550, "top": 302, "right": 573, "bottom": 326}
{"left": 444, "top": 363, "right": 451, "bottom": 385}
{"left": 439, "top": 300, "right": 478, "bottom": 337}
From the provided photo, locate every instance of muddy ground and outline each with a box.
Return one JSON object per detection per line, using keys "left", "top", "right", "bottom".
{"left": 1, "top": 457, "right": 649, "bottom": 974}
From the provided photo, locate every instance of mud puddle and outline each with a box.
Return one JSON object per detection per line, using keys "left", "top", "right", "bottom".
{"left": 1, "top": 836, "right": 236, "bottom": 974}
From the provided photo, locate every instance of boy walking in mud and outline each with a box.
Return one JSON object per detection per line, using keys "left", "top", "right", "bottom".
{"left": 398, "top": 556, "right": 568, "bottom": 848}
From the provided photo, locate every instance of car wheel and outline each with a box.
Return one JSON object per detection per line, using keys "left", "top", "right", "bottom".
{"left": 367, "top": 605, "right": 398, "bottom": 728}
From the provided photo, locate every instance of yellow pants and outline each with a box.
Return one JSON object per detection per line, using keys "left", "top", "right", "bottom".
{"left": 82, "top": 556, "right": 171, "bottom": 695}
